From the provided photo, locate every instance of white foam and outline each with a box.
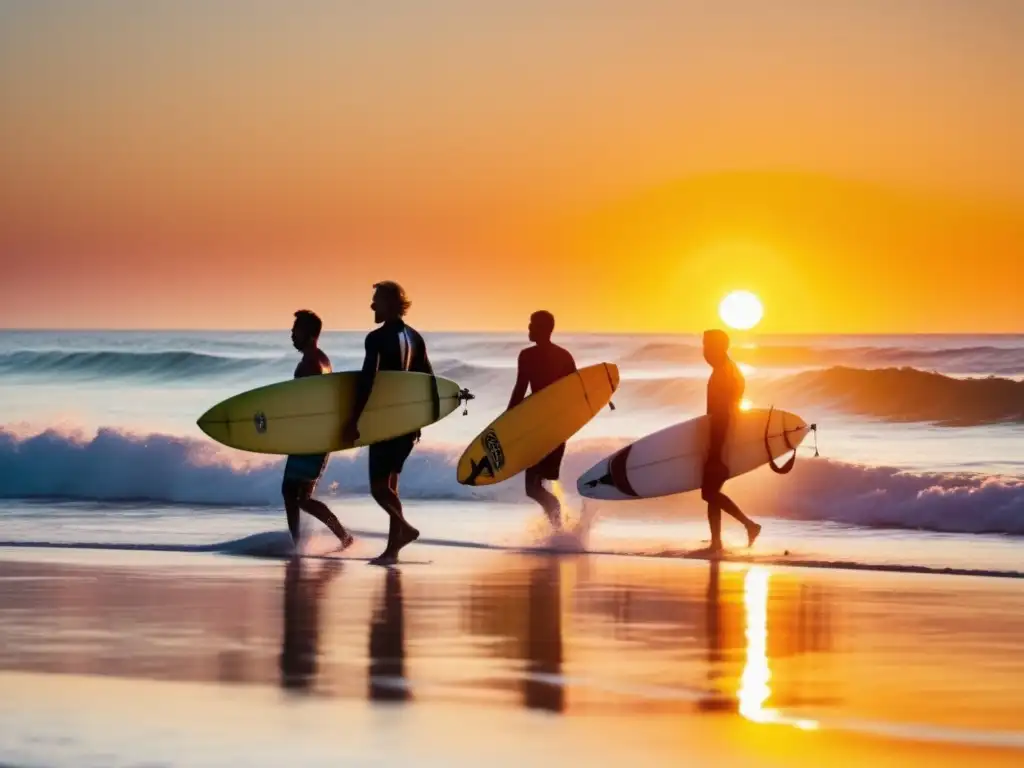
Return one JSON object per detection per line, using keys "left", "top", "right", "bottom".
{"left": 2, "top": 425, "right": 1023, "bottom": 537}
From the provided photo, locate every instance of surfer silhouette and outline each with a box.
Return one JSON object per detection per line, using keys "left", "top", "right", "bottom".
{"left": 507, "top": 311, "right": 577, "bottom": 529}
{"left": 283, "top": 310, "right": 353, "bottom": 551}
{"left": 702, "top": 328, "right": 761, "bottom": 551}
{"left": 342, "top": 281, "right": 435, "bottom": 564}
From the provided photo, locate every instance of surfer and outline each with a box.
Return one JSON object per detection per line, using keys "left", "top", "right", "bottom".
{"left": 507, "top": 310, "right": 577, "bottom": 529}
{"left": 342, "top": 281, "right": 435, "bottom": 564}
{"left": 702, "top": 328, "right": 761, "bottom": 551}
{"left": 283, "top": 310, "right": 354, "bottom": 551}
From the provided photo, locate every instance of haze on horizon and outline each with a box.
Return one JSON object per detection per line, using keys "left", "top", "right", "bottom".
{"left": 1, "top": 0, "right": 1022, "bottom": 333}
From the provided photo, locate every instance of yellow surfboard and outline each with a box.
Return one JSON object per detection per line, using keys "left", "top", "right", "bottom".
{"left": 457, "top": 363, "right": 620, "bottom": 486}
{"left": 197, "top": 371, "right": 470, "bottom": 455}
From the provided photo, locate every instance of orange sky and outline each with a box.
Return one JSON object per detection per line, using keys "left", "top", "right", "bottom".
{"left": 1, "top": 1, "right": 1022, "bottom": 332}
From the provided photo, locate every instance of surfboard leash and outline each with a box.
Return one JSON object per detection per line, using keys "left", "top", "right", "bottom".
{"left": 458, "top": 388, "right": 476, "bottom": 416}
{"left": 765, "top": 406, "right": 819, "bottom": 474}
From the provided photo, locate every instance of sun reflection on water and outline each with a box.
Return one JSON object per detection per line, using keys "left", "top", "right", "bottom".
{"left": 739, "top": 566, "right": 819, "bottom": 731}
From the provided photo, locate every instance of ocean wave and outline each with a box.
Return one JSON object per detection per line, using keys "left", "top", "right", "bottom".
{"left": 625, "top": 342, "right": 1024, "bottom": 375}
{"left": 0, "top": 425, "right": 562, "bottom": 506}
{"left": 770, "top": 367, "right": 1024, "bottom": 426}
{"left": 1, "top": 425, "right": 1022, "bottom": 536}
{"left": 0, "top": 350, "right": 289, "bottom": 380}
{"left": 743, "top": 458, "right": 1024, "bottom": 535}
{"left": 612, "top": 366, "right": 1024, "bottom": 426}
{"left": 0, "top": 348, "right": 519, "bottom": 390}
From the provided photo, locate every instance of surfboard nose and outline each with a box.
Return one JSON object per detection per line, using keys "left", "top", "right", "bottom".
{"left": 195, "top": 403, "right": 225, "bottom": 438}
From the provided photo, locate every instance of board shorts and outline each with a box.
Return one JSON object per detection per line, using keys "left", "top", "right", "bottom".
{"left": 368, "top": 433, "right": 417, "bottom": 481}
{"left": 282, "top": 453, "right": 329, "bottom": 496}
{"left": 526, "top": 442, "right": 566, "bottom": 482}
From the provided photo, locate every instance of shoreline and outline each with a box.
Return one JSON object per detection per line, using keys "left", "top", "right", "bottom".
{"left": 2, "top": 528, "right": 1023, "bottom": 582}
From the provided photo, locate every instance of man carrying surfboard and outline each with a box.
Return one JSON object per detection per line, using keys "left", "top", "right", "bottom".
{"left": 507, "top": 310, "right": 577, "bottom": 529}
{"left": 342, "top": 281, "right": 435, "bottom": 564}
{"left": 283, "top": 310, "right": 355, "bottom": 552}
{"left": 702, "top": 328, "right": 761, "bottom": 551}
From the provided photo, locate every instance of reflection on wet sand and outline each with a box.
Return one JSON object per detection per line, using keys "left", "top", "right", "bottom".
{"left": 464, "top": 557, "right": 569, "bottom": 713}
{"left": 523, "top": 559, "right": 563, "bottom": 713}
{"left": 369, "top": 567, "right": 409, "bottom": 703}
{"left": 571, "top": 558, "right": 835, "bottom": 717}
{"left": 279, "top": 556, "right": 343, "bottom": 693}
{"left": 698, "top": 560, "right": 731, "bottom": 712}
{"left": 276, "top": 559, "right": 411, "bottom": 702}
{"left": 701, "top": 562, "right": 836, "bottom": 719}
{"left": 737, "top": 566, "right": 825, "bottom": 730}
{"left": 2, "top": 550, "right": 1024, "bottom": 748}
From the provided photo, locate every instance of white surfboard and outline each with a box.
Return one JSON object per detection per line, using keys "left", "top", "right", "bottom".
{"left": 576, "top": 407, "right": 812, "bottom": 501}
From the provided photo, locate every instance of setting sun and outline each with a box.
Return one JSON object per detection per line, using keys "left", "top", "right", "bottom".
{"left": 719, "top": 291, "right": 764, "bottom": 331}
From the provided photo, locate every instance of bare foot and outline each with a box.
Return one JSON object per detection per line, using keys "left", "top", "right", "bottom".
{"left": 395, "top": 522, "right": 420, "bottom": 553}
{"left": 370, "top": 523, "right": 419, "bottom": 565}
{"left": 746, "top": 522, "right": 762, "bottom": 548}
{"left": 336, "top": 531, "right": 355, "bottom": 552}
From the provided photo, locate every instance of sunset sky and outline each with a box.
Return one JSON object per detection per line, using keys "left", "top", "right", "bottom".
{"left": 1, "top": 1, "right": 1022, "bottom": 332}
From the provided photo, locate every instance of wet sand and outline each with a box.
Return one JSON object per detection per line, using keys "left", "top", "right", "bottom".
{"left": 1, "top": 544, "right": 1023, "bottom": 766}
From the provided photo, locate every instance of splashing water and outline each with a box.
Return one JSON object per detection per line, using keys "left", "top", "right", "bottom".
{"left": 523, "top": 481, "right": 601, "bottom": 552}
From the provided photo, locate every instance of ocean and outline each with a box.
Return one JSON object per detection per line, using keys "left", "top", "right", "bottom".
{"left": 1, "top": 330, "right": 1022, "bottom": 576}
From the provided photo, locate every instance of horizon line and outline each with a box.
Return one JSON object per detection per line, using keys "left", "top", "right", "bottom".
{"left": 0, "top": 327, "right": 1021, "bottom": 337}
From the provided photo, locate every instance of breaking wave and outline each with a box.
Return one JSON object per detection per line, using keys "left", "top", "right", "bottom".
{"left": 769, "top": 367, "right": 1024, "bottom": 426}
{"left": 1, "top": 425, "right": 1022, "bottom": 536}
{"left": 616, "top": 367, "right": 1024, "bottom": 426}
{"left": 626, "top": 342, "right": 1024, "bottom": 375}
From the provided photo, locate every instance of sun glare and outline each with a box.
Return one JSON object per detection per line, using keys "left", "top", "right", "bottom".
{"left": 719, "top": 291, "right": 764, "bottom": 331}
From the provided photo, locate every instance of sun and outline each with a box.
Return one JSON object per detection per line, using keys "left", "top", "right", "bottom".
{"left": 719, "top": 290, "right": 764, "bottom": 331}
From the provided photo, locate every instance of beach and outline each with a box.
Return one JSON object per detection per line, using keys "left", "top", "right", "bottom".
{"left": 1, "top": 329, "right": 1023, "bottom": 764}
{"left": 2, "top": 531, "right": 1024, "bottom": 767}
{"left": 3, "top": 0, "right": 1023, "bottom": 761}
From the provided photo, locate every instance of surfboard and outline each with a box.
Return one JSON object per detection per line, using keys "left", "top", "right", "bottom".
{"left": 457, "top": 362, "right": 620, "bottom": 486}
{"left": 576, "top": 407, "right": 811, "bottom": 501}
{"left": 197, "top": 371, "right": 470, "bottom": 455}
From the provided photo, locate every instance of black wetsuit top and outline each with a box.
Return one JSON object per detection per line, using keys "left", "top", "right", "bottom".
{"left": 358, "top": 319, "right": 436, "bottom": 445}
{"left": 361, "top": 319, "right": 433, "bottom": 376}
